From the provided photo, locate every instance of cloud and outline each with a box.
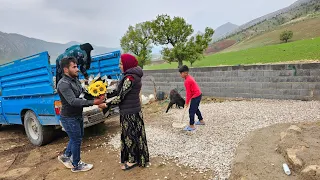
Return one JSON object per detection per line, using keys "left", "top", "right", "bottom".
{"left": 0, "top": 0, "right": 297, "bottom": 47}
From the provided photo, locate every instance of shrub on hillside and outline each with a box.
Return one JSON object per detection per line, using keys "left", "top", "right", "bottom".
{"left": 280, "top": 30, "right": 293, "bottom": 43}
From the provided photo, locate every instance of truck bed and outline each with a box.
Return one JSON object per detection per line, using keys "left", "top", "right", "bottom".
{"left": 0, "top": 50, "right": 122, "bottom": 126}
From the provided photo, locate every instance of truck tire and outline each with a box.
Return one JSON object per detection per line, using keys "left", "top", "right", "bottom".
{"left": 24, "top": 110, "right": 54, "bottom": 146}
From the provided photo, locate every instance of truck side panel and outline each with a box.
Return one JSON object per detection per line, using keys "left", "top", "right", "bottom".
{"left": 2, "top": 94, "right": 60, "bottom": 125}
{"left": 92, "top": 51, "right": 122, "bottom": 79}
{"left": 0, "top": 52, "right": 58, "bottom": 125}
{"left": 0, "top": 97, "right": 8, "bottom": 125}
{"left": 0, "top": 52, "right": 55, "bottom": 97}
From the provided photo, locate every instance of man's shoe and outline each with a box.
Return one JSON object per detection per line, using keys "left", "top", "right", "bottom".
{"left": 71, "top": 161, "right": 93, "bottom": 172}
{"left": 58, "top": 155, "right": 73, "bottom": 169}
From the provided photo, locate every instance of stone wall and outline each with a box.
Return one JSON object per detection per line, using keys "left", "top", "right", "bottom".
{"left": 142, "top": 63, "right": 320, "bottom": 100}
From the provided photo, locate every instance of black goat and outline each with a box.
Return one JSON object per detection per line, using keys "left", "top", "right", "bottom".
{"left": 165, "top": 89, "right": 185, "bottom": 113}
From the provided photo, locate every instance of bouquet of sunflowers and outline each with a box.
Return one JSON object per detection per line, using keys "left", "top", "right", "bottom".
{"left": 86, "top": 78, "right": 107, "bottom": 97}
{"left": 80, "top": 73, "right": 117, "bottom": 101}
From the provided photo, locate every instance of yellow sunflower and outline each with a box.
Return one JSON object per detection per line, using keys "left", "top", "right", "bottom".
{"left": 88, "top": 86, "right": 100, "bottom": 97}
{"left": 98, "top": 85, "right": 107, "bottom": 95}
{"left": 87, "top": 80, "right": 108, "bottom": 96}
{"left": 94, "top": 81, "right": 104, "bottom": 88}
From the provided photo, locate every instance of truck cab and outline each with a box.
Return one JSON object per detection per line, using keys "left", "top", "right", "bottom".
{"left": 0, "top": 50, "right": 121, "bottom": 146}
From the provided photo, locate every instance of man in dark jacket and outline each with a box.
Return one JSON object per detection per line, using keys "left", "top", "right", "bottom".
{"left": 56, "top": 43, "right": 94, "bottom": 86}
{"left": 57, "top": 57, "right": 105, "bottom": 172}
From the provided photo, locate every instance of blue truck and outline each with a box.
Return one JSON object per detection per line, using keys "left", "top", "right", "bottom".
{"left": 0, "top": 50, "right": 121, "bottom": 146}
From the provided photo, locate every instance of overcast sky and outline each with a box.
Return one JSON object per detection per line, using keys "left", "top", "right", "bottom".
{"left": 0, "top": 0, "right": 297, "bottom": 48}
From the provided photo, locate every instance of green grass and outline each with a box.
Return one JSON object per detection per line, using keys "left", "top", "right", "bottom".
{"left": 145, "top": 36, "right": 320, "bottom": 70}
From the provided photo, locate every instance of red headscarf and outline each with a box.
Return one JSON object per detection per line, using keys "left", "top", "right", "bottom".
{"left": 121, "top": 54, "right": 138, "bottom": 72}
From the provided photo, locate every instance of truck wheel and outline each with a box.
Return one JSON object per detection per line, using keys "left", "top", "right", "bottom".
{"left": 24, "top": 110, "right": 54, "bottom": 146}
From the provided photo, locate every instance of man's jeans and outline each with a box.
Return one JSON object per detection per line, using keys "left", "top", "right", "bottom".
{"left": 189, "top": 94, "right": 203, "bottom": 125}
{"left": 60, "top": 116, "right": 84, "bottom": 167}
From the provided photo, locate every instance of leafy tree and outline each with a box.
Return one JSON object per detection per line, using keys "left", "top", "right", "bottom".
{"left": 280, "top": 30, "right": 293, "bottom": 43}
{"left": 186, "top": 28, "right": 215, "bottom": 66}
{"left": 151, "top": 14, "right": 214, "bottom": 68}
{"left": 120, "top": 21, "right": 153, "bottom": 69}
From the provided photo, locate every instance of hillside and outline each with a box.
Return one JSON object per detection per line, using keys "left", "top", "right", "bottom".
{"left": 221, "top": 0, "right": 319, "bottom": 41}
{"left": 206, "top": 0, "right": 319, "bottom": 54}
{"left": 0, "top": 31, "right": 118, "bottom": 64}
{"left": 223, "top": 14, "right": 320, "bottom": 52}
{"left": 145, "top": 37, "right": 320, "bottom": 70}
{"left": 212, "top": 22, "right": 238, "bottom": 41}
{"left": 205, "top": 39, "right": 237, "bottom": 54}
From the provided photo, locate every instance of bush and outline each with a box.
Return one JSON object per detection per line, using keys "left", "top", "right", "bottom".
{"left": 280, "top": 30, "right": 293, "bottom": 43}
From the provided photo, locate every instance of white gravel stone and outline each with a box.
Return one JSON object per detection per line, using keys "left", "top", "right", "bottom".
{"left": 109, "top": 99, "right": 320, "bottom": 179}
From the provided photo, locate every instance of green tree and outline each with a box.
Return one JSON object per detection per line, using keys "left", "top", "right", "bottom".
{"left": 120, "top": 21, "right": 153, "bottom": 69}
{"left": 151, "top": 14, "right": 214, "bottom": 68}
{"left": 280, "top": 30, "right": 293, "bottom": 43}
{"left": 186, "top": 28, "right": 215, "bottom": 66}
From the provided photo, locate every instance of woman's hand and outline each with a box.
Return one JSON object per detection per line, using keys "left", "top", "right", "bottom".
{"left": 99, "top": 94, "right": 106, "bottom": 100}
{"left": 98, "top": 103, "right": 108, "bottom": 109}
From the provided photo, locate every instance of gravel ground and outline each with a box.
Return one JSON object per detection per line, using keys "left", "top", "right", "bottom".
{"left": 109, "top": 99, "right": 320, "bottom": 179}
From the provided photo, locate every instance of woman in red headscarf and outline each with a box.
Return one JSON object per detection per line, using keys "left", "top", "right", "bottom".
{"left": 107, "top": 53, "right": 149, "bottom": 170}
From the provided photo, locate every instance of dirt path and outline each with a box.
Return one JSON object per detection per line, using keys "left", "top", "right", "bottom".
{"left": 0, "top": 104, "right": 213, "bottom": 180}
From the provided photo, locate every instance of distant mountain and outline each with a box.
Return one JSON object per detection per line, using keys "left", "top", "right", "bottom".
{"left": 212, "top": 22, "right": 239, "bottom": 41}
{"left": 0, "top": 31, "right": 119, "bottom": 64}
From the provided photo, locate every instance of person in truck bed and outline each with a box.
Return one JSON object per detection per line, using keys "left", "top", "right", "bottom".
{"left": 55, "top": 43, "right": 94, "bottom": 86}
{"left": 57, "top": 57, "right": 106, "bottom": 173}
